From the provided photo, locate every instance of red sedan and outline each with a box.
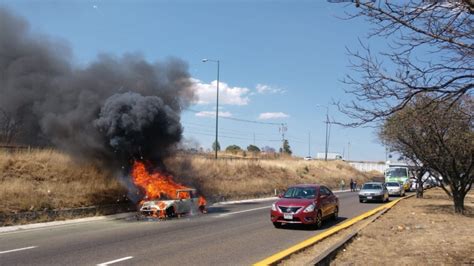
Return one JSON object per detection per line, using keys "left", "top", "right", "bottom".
{"left": 271, "top": 184, "right": 339, "bottom": 228}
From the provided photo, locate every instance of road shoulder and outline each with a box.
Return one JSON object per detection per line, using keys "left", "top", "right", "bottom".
{"left": 283, "top": 188, "right": 474, "bottom": 265}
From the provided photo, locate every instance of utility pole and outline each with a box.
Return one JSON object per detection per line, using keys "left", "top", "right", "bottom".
{"left": 324, "top": 107, "right": 329, "bottom": 161}
{"left": 308, "top": 131, "right": 311, "bottom": 157}
{"left": 201, "top": 58, "right": 220, "bottom": 159}
{"left": 215, "top": 61, "right": 220, "bottom": 159}
{"left": 316, "top": 105, "right": 330, "bottom": 161}
{"left": 347, "top": 141, "right": 351, "bottom": 161}
{"left": 279, "top": 123, "right": 287, "bottom": 153}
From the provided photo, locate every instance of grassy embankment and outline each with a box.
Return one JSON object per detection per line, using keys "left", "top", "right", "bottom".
{"left": 0, "top": 149, "right": 126, "bottom": 215}
{"left": 167, "top": 156, "right": 378, "bottom": 200}
{"left": 0, "top": 150, "right": 378, "bottom": 215}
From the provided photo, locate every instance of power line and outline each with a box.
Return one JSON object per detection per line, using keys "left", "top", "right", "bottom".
{"left": 184, "top": 129, "right": 287, "bottom": 142}
{"left": 185, "top": 109, "right": 281, "bottom": 126}
{"left": 183, "top": 108, "right": 306, "bottom": 146}
{"left": 184, "top": 124, "right": 306, "bottom": 144}
{"left": 182, "top": 122, "right": 281, "bottom": 138}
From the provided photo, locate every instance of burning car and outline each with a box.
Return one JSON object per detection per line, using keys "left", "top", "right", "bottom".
{"left": 139, "top": 188, "right": 207, "bottom": 218}
{"left": 132, "top": 161, "right": 207, "bottom": 219}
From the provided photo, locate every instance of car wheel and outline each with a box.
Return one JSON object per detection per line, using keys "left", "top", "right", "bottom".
{"left": 332, "top": 207, "right": 339, "bottom": 221}
{"left": 273, "top": 222, "right": 282, "bottom": 228}
{"left": 166, "top": 206, "right": 176, "bottom": 218}
{"left": 314, "top": 211, "right": 323, "bottom": 229}
{"left": 359, "top": 199, "right": 363, "bottom": 203}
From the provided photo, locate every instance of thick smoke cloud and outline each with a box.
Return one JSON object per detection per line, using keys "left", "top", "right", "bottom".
{"left": 94, "top": 92, "right": 183, "bottom": 165}
{"left": 0, "top": 7, "right": 195, "bottom": 168}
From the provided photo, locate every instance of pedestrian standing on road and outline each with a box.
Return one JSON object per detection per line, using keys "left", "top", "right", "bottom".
{"left": 340, "top": 179, "right": 345, "bottom": 191}
{"left": 350, "top": 179, "right": 354, "bottom": 192}
{"left": 354, "top": 180, "right": 358, "bottom": 191}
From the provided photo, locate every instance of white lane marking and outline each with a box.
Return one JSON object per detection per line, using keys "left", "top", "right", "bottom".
{"left": 214, "top": 197, "right": 277, "bottom": 205}
{"left": 0, "top": 246, "right": 37, "bottom": 254}
{"left": 216, "top": 206, "right": 271, "bottom": 217}
{"left": 97, "top": 256, "right": 133, "bottom": 266}
{"left": 214, "top": 190, "right": 351, "bottom": 206}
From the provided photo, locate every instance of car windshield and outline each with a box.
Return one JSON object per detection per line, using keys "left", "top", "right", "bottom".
{"left": 386, "top": 182, "right": 400, "bottom": 187}
{"left": 386, "top": 168, "right": 408, "bottom": 178}
{"left": 283, "top": 187, "right": 317, "bottom": 199}
{"left": 362, "top": 183, "right": 382, "bottom": 190}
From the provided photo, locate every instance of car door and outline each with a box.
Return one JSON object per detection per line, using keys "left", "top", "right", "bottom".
{"left": 322, "top": 186, "right": 336, "bottom": 216}
{"left": 319, "top": 187, "right": 331, "bottom": 217}
{"left": 175, "top": 191, "right": 192, "bottom": 214}
{"left": 383, "top": 185, "right": 389, "bottom": 200}
{"left": 325, "top": 187, "right": 337, "bottom": 213}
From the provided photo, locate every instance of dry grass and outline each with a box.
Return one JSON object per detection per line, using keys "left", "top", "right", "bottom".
{"left": 0, "top": 150, "right": 373, "bottom": 215}
{"left": 0, "top": 149, "right": 127, "bottom": 214}
{"left": 165, "top": 155, "right": 373, "bottom": 201}
{"left": 332, "top": 188, "right": 474, "bottom": 265}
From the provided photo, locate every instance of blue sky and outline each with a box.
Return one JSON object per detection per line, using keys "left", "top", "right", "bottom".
{"left": 1, "top": 0, "right": 388, "bottom": 161}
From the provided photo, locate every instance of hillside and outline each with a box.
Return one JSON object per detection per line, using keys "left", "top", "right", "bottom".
{"left": 0, "top": 150, "right": 375, "bottom": 215}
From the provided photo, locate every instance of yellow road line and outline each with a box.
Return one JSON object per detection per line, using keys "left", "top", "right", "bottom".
{"left": 253, "top": 197, "right": 408, "bottom": 266}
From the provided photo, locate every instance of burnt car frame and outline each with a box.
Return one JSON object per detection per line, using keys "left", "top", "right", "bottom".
{"left": 139, "top": 188, "right": 206, "bottom": 218}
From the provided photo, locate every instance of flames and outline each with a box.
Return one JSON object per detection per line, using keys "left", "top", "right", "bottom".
{"left": 132, "top": 160, "right": 189, "bottom": 200}
{"left": 131, "top": 160, "right": 206, "bottom": 217}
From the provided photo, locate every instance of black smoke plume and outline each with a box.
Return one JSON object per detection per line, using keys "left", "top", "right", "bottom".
{"left": 0, "top": 7, "right": 195, "bottom": 168}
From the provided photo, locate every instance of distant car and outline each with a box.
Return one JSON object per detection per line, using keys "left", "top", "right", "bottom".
{"left": 359, "top": 182, "right": 389, "bottom": 203}
{"left": 408, "top": 178, "right": 417, "bottom": 191}
{"left": 385, "top": 182, "right": 405, "bottom": 196}
{"left": 303, "top": 156, "right": 313, "bottom": 161}
{"left": 423, "top": 181, "right": 432, "bottom": 189}
{"left": 270, "top": 184, "right": 339, "bottom": 229}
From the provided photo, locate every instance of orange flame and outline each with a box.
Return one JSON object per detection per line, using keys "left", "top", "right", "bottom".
{"left": 198, "top": 196, "right": 207, "bottom": 206}
{"left": 131, "top": 161, "right": 206, "bottom": 213}
{"left": 132, "top": 161, "right": 189, "bottom": 200}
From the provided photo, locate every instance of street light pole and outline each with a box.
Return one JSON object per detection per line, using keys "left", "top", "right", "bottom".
{"left": 325, "top": 107, "right": 329, "bottom": 161}
{"left": 316, "top": 105, "right": 330, "bottom": 161}
{"left": 202, "top": 59, "right": 220, "bottom": 159}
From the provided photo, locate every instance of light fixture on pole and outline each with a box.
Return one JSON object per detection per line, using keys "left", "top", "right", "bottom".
{"left": 201, "top": 58, "right": 220, "bottom": 159}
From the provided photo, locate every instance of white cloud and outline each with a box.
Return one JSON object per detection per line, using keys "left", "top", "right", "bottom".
{"left": 258, "top": 112, "right": 289, "bottom": 120}
{"left": 195, "top": 111, "right": 233, "bottom": 118}
{"left": 191, "top": 78, "right": 250, "bottom": 106}
{"left": 256, "top": 84, "right": 285, "bottom": 94}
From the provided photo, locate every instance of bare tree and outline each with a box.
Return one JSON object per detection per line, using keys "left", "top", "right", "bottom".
{"left": 0, "top": 108, "right": 22, "bottom": 144}
{"left": 336, "top": 0, "right": 473, "bottom": 126}
{"left": 379, "top": 95, "right": 473, "bottom": 214}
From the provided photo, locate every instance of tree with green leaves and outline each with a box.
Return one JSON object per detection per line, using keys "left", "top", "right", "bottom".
{"left": 212, "top": 141, "right": 220, "bottom": 152}
{"left": 379, "top": 95, "right": 473, "bottom": 214}
{"left": 247, "top": 145, "right": 260, "bottom": 153}
{"left": 225, "top": 145, "right": 242, "bottom": 154}
{"left": 280, "top": 139, "right": 292, "bottom": 155}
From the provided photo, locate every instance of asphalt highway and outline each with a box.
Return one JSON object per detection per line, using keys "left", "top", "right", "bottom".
{"left": 0, "top": 192, "right": 386, "bottom": 265}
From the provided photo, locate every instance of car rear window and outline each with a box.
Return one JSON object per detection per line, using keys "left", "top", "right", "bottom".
{"left": 362, "top": 183, "right": 382, "bottom": 190}
{"left": 386, "top": 182, "right": 400, "bottom": 187}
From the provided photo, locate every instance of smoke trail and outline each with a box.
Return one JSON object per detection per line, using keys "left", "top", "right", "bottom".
{"left": 0, "top": 7, "right": 195, "bottom": 168}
